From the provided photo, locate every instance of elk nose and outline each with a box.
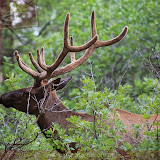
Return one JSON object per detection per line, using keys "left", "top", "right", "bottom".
{"left": 0, "top": 94, "right": 11, "bottom": 108}
{"left": 0, "top": 94, "right": 6, "bottom": 104}
{"left": 0, "top": 96, "right": 3, "bottom": 104}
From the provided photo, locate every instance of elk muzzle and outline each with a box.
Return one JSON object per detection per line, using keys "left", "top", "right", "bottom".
{"left": 0, "top": 93, "right": 11, "bottom": 108}
{"left": 0, "top": 89, "right": 24, "bottom": 108}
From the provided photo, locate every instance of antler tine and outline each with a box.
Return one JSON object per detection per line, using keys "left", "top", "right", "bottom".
{"left": 63, "top": 13, "right": 70, "bottom": 48}
{"left": 40, "top": 47, "right": 46, "bottom": 64}
{"left": 70, "top": 36, "right": 76, "bottom": 62}
{"left": 14, "top": 51, "right": 38, "bottom": 79}
{"left": 95, "top": 26, "right": 128, "bottom": 48}
{"left": 37, "top": 48, "right": 48, "bottom": 71}
{"left": 91, "top": 11, "right": 97, "bottom": 38}
{"left": 29, "top": 51, "right": 43, "bottom": 73}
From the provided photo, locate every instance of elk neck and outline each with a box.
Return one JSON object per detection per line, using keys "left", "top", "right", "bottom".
{"left": 37, "top": 90, "right": 94, "bottom": 135}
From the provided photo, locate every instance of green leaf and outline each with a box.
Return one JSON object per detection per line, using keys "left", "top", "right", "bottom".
{"left": 142, "top": 113, "right": 150, "bottom": 120}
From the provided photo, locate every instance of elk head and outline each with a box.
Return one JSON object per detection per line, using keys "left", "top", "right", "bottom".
{"left": 0, "top": 76, "right": 72, "bottom": 115}
{"left": 0, "top": 11, "right": 128, "bottom": 116}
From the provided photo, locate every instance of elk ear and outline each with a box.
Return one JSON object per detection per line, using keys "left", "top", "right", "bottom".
{"left": 55, "top": 76, "right": 72, "bottom": 91}
{"left": 46, "top": 77, "right": 72, "bottom": 91}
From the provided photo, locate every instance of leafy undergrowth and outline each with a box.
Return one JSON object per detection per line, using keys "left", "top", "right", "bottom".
{"left": 1, "top": 77, "right": 160, "bottom": 159}
{"left": 0, "top": 150, "right": 117, "bottom": 160}
{"left": 1, "top": 150, "right": 160, "bottom": 160}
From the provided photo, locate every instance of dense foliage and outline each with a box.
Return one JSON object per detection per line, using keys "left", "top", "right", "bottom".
{"left": 0, "top": 0, "right": 160, "bottom": 159}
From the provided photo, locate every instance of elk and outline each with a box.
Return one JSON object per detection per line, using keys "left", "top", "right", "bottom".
{"left": 0, "top": 11, "right": 159, "bottom": 157}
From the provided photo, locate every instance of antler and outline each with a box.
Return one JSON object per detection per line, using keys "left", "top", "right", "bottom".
{"left": 15, "top": 11, "right": 128, "bottom": 87}
{"left": 50, "top": 11, "right": 128, "bottom": 77}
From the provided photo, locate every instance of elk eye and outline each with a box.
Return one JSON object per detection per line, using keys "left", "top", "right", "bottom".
{"left": 22, "top": 90, "right": 29, "bottom": 96}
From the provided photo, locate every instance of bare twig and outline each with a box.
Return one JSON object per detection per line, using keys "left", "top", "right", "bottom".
{"left": 151, "top": 79, "right": 160, "bottom": 104}
{"left": 1, "top": 16, "right": 34, "bottom": 49}
{"left": 118, "top": 65, "right": 130, "bottom": 88}
{"left": 149, "top": 109, "right": 159, "bottom": 131}
{"left": 27, "top": 87, "right": 33, "bottom": 114}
